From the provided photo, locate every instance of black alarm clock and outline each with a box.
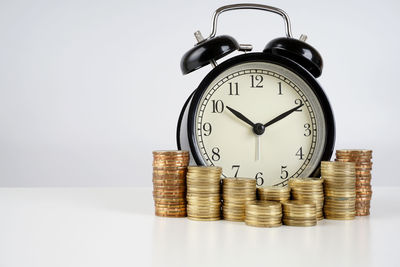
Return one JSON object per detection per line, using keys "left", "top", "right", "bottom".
{"left": 177, "top": 3, "right": 335, "bottom": 187}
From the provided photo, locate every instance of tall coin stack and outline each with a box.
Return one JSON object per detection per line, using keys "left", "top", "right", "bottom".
{"left": 321, "top": 161, "right": 356, "bottom": 220}
{"left": 186, "top": 166, "right": 222, "bottom": 221}
{"left": 245, "top": 201, "right": 282, "bottom": 227}
{"left": 257, "top": 186, "right": 291, "bottom": 202}
{"left": 152, "top": 150, "right": 189, "bottom": 217}
{"left": 335, "top": 149, "right": 373, "bottom": 216}
{"left": 222, "top": 178, "right": 256, "bottom": 221}
{"left": 288, "top": 178, "right": 324, "bottom": 220}
{"left": 282, "top": 200, "right": 317, "bottom": 226}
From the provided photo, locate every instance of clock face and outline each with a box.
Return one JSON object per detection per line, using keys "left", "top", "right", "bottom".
{"left": 191, "top": 61, "right": 327, "bottom": 187}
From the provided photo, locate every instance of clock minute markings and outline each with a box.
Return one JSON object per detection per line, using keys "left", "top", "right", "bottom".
{"left": 197, "top": 112, "right": 203, "bottom": 138}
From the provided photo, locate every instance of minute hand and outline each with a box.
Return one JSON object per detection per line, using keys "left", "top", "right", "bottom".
{"left": 263, "top": 103, "right": 304, "bottom": 128}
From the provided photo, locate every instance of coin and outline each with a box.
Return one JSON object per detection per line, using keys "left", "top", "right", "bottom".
{"left": 321, "top": 160, "right": 357, "bottom": 220}
{"left": 222, "top": 178, "right": 256, "bottom": 222}
{"left": 288, "top": 178, "right": 324, "bottom": 220}
{"left": 155, "top": 203, "right": 186, "bottom": 209}
{"left": 152, "top": 150, "right": 190, "bottom": 218}
{"left": 281, "top": 200, "right": 317, "bottom": 226}
{"left": 187, "top": 216, "right": 220, "bottom": 221}
{"left": 186, "top": 166, "right": 222, "bottom": 221}
{"left": 335, "top": 149, "right": 373, "bottom": 216}
{"left": 257, "top": 186, "right": 291, "bottom": 202}
{"left": 244, "top": 200, "right": 282, "bottom": 228}
{"left": 282, "top": 218, "right": 317, "bottom": 227}
{"left": 152, "top": 180, "right": 186, "bottom": 187}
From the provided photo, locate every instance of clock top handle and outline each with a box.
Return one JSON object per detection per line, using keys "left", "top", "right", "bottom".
{"left": 208, "top": 3, "right": 293, "bottom": 39}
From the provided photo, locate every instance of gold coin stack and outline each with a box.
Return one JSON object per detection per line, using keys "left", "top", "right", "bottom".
{"left": 321, "top": 161, "right": 356, "bottom": 220}
{"left": 257, "top": 186, "right": 291, "bottom": 202}
{"left": 245, "top": 200, "right": 282, "bottom": 227}
{"left": 186, "top": 166, "right": 222, "bottom": 221}
{"left": 152, "top": 150, "right": 189, "bottom": 217}
{"left": 222, "top": 178, "right": 256, "bottom": 221}
{"left": 288, "top": 178, "right": 324, "bottom": 220}
{"left": 335, "top": 149, "right": 373, "bottom": 216}
{"left": 282, "top": 200, "right": 317, "bottom": 226}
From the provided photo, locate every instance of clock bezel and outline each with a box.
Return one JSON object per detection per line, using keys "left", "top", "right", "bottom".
{"left": 185, "top": 52, "right": 335, "bottom": 177}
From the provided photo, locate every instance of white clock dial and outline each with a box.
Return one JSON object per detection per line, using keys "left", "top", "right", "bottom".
{"left": 193, "top": 62, "right": 326, "bottom": 187}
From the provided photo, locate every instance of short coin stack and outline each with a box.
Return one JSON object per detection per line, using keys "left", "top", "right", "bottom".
{"left": 321, "top": 161, "right": 356, "bottom": 220}
{"left": 282, "top": 200, "right": 317, "bottom": 226}
{"left": 245, "top": 201, "right": 282, "bottom": 227}
{"left": 186, "top": 166, "right": 222, "bottom": 221}
{"left": 335, "top": 150, "right": 373, "bottom": 216}
{"left": 222, "top": 178, "right": 256, "bottom": 221}
{"left": 257, "top": 186, "right": 291, "bottom": 202}
{"left": 289, "top": 178, "right": 324, "bottom": 220}
{"left": 152, "top": 150, "right": 189, "bottom": 217}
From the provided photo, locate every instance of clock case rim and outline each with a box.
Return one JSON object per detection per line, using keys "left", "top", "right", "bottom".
{"left": 178, "top": 52, "right": 335, "bottom": 177}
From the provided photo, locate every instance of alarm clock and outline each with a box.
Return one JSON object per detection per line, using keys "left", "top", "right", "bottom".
{"left": 177, "top": 3, "right": 335, "bottom": 187}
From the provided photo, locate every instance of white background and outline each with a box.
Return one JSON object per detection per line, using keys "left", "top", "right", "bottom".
{"left": 1, "top": 187, "right": 399, "bottom": 267}
{"left": 0, "top": 0, "right": 399, "bottom": 186}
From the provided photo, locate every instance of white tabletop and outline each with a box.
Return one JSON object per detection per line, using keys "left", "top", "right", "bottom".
{"left": 0, "top": 187, "right": 398, "bottom": 267}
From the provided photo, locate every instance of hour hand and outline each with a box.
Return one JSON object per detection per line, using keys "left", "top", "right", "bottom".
{"left": 226, "top": 106, "right": 255, "bottom": 128}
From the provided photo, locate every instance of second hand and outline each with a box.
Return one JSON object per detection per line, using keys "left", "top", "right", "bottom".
{"left": 256, "top": 135, "right": 261, "bottom": 161}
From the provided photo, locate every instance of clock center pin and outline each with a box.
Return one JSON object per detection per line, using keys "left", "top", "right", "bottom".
{"left": 253, "top": 123, "right": 266, "bottom": 135}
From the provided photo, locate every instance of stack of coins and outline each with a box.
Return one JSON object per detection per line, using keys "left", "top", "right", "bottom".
{"left": 289, "top": 178, "right": 324, "bottom": 220}
{"left": 245, "top": 200, "right": 282, "bottom": 227}
{"left": 152, "top": 150, "right": 189, "bottom": 217}
{"left": 222, "top": 178, "right": 256, "bottom": 221}
{"left": 186, "top": 166, "right": 222, "bottom": 221}
{"left": 335, "top": 149, "right": 373, "bottom": 216}
{"left": 257, "top": 186, "right": 291, "bottom": 202}
{"left": 282, "top": 200, "right": 317, "bottom": 226}
{"left": 321, "top": 161, "right": 356, "bottom": 220}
